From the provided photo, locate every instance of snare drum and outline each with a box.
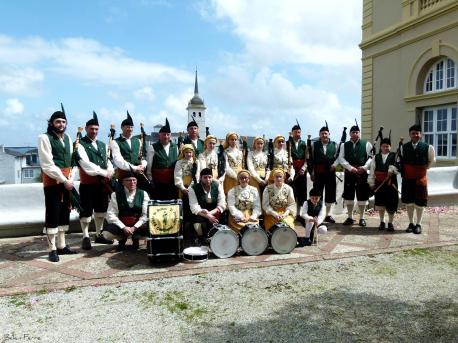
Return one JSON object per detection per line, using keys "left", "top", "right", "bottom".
{"left": 269, "top": 222, "right": 297, "bottom": 254}
{"left": 183, "top": 246, "right": 209, "bottom": 263}
{"left": 207, "top": 224, "right": 239, "bottom": 258}
{"left": 240, "top": 224, "right": 268, "bottom": 256}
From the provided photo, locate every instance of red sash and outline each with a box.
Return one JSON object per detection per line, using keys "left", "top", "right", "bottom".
{"left": 42, "top": 167, "right": 71, "bottom": 187}
{"left": 314, "top": 164, "right": 328, "bottom": 174}
{"left": 404, "top": 164, "right": 427, "bottom": 186}
{"left": 119, "top": 216, "right": 139, "bottom": 227}
{"left": 152, "top": 168, "right": 174, "bottom": 184}
{"left": 293, "top": 159, "right": 305, "bottom": 172}
{"left": 79, "top": 168, "right": 99, "bottom": 184}
{"left": 375, "top": 171, "right": 387, "bottom": 183}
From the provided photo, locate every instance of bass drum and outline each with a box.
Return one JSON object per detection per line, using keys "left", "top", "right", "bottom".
{"left": 269, "top": 222, "right": 297, "bottom": 254}
{"left": 207, "top": 224, "right": 239, "bottom": 258}
{"left": 240, "top": 224, "right": 268, "bottom": 256}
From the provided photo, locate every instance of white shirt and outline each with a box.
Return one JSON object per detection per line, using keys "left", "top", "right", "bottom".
{"left": 247, "top": 150, "right": 269, "bottom": 183}
{"left": 77, "top": 139, "right": 114, "bottom": 177}
{"left": 188, "top": 182, "right": 227, "bottom": 215}
{"left": 400, "top": 142, "right": 436, "bottom": 169}
{"left": 110, "top": 135, "right": 147, "bottom": 172}
{"left": 38, "top": 133, "right": 77, "bottom": 183}
{"left": 227, "top": 184, "right": 261, "bottom": 220}
{"left": 262, "top": 183, "right": 296, "bottom": 217}
{"left": 174, "top": 158, "right": 201, "bottom": 190}
{"left": 338, "top": 139, "right": 373, "bottom": 171}
{"left": 146, "top": 142, "right": 178, "bottom": 179}
{"left": 106, "top": 187, "right": 150, "bottom": 229}
{"left": 300, "top": 201, "right": 325, "bottom": 224}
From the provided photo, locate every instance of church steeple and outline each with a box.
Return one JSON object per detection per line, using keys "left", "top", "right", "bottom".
{"left": 187, "top": 68, "right": 206, "bottom": 130}
{"left": 194, "top": 69, "right": 199, "bottom": 95}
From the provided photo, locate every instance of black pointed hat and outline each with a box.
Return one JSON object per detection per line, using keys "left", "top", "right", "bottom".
{"left": 121, "top": 111, "right": 134, "bottom": 126}
{"left": 292, "top": 119, "right": 301, "bottom": 131}
{"left": 409, "top": 123, "right": 422, "bottom": 132}
{"left": 350, "top": 118, "right": 360, "bottom": 133}
{"left": 187, "top": 120, "right": 198, "bottom": 129}
{"left": 86, "top": 111, "right": 99, "bottom": 126}
{"left": 320, "top": 120, "right": 329, "bottom": 133}
{"left": 49, "top": 102, "right": 67, "bottom": 122}
{"left": 159, "top": 118, "right": 171, "bottom": 133}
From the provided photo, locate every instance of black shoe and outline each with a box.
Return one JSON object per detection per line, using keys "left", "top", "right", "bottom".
{"left": 406, "top": 223, "right": 415, "bottom": 233}
{"left": 132, "top": 238, "right": 140, "bottom": 251}
{"left": 48, "top": 250, "right": 59, "bottom": 262}
{"left": 82, "top": 237, "right": 92, "bottom": 250}
{"left": 116, "top": 238, "right": 127, "bottom": 252}
{"left": 324, "top": 216, "right": 336, "bottom": 224}
{"left": 387, "top": 223, "right": 395, "bottom": 232}
{"left": 413, "top": 224, "right": 422, "bottom": 234}
{"left": 343, "top": 218, "right": 355, "bottom": 225}
{"left": 297, "top": 237, "right": 305, "bottom": 247}
{"left": 378, "top": 222, "right": 386, "bottom": 231}
{"left": 199, "top": 236, "right": 207, "bottom": 246}
{"left": 94, "top": 234, "right": 114, "bottom": 245}
{"left": 359, "top": 219, "right": 367, "bottom": 227}
{"left": 303, "top": 237, "right": 312, "bottom": 246}
{"left": 57, "top": 245, "right": 78, "bottom": 255}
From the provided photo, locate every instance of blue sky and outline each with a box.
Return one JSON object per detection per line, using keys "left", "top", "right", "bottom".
{"left": 0, "top": 0, "right": 362, "bottom": 146}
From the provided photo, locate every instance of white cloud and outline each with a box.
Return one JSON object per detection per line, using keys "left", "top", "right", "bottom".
{"left": 0, "top": 67, "right": 44, "bottom": 96}
{"left": 0, "top": 98, "right": 25, "bottom": 127}
{"left": 133, "top": 86, "right": 156, "bottom": 102}
{"left": 208, "top": 0, "right": 362, "bottom": 66}
{"left": 0, "top": 35, "right": 193, "bottom": 92}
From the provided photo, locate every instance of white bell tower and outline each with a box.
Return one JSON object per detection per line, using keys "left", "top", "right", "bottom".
{"left": 186, "top": 70, "right": 206, "bottom": 130}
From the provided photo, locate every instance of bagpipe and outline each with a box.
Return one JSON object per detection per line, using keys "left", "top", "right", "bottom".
{"left": 241, "top": 136, "right": 248, "bottom": 169}
{"left": 371, "top": 126, "right": 384, "bottom": 157}
{"left": 217, "top": 143, "right": 226, "bottom": 178}
{"left": 69, "top": 127, "right": 84, "bottom": 213}
{"left": 103, "top": 123, "right": 121, "bottom": 193}
{"left": 137, "top": 122, "right": 155, "bottom": 188}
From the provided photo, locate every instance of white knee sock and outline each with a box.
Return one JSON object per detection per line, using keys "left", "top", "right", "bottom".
{"left": 406, "top": 204, "right": 415, "bottom": 223}
{"left": 415, "top": 205, "right": 425, "bottom": 225}
{"left": 80, "top": 220, "right": 90, "bottom": 238}
{"left": 379, "top": 208, "right": 385, "bottom": 223}
{"left": 103, "top": 231, "right": 116, "bottom": 241}
{"left": 325, "top": 203, "right": 332, "bottom": 217}
{"left": 346, "top": 204, "right": 354, "bottom": 219}
{"left": 305, "top": 223, "right": 314, "bottom": 238}
{"left": 57, "top": 231, "right": 66, "bottom": 249}
{"left": 358, "top": 205, "right": 366, "bottom": 220}
{"left": 388, "top": 212, "right": 394, "bottom": 224}
{"left": 94, "top": 214, "right": 106, "bottom": 235}
{"left": 193, "top": 223, "right": 203, "bottom": 236}
{"left": 47, "top": 234, "right": 57, "bottom": 252}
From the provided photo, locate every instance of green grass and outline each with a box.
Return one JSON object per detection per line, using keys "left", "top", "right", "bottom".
{"left": 8, "top": 295, "right": 27, "bottom": 307}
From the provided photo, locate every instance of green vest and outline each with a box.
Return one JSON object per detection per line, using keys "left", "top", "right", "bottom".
{"left": 116, "top": 188, "right": 144, "bottom": 218}
{"left": 307, "top": 199, "right": 323, "bottom": 217}
{"left": 115, "top": 136, "right": 141, "bottom": 165}
{"left": 79, "top": 136, "right": 108, "bottom": 169}
{"left": 152, "top": 142, "right": 178, "bottom": 169}
{"left": 45, "top": 132, "right": 72, "bottom": 168}
{"left": 313, "top": 141, "right": 337, "bottom": 164}
{"left": 183, "top": 137, "right": 204, "bottom": 155}
{"left": 402, "top": 141, "right": 429, "bottom": 165}
{"left": 344, "top": 139, "right": 368, "bottom": 166}
{"left": 291, "top": 139, "right": 306, "bottom": 160}
{"left": 375, "top": 152, "right": 396, "bottom": 172}
{"left": 192, "top": 181, "right": 219, "bottom": 211}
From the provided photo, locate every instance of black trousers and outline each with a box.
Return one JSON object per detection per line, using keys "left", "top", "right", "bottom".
{"left": 103, "top": 222, "right": 149, "bottom": 239}
{"left": 313, "top": 172, "right": 337, "bottom": 204}
{"left": 342, "top": 170, "right": 370, "bottom": 202}
{"left": 79, "top": 183, "right": 109, "bottom": 218}
{"left": 374, "top": 179, "right": 399, "bottom": 213}
{"left": 292, "top": 173, "right": 307, "bottom": 206}
{"left": 44, "top": 184, "right": 70, "bottom": 228}
{"left": 152, "top": 182, "right": 178, "bottom": 201}
{"left": 401, "top": 179, "right": 428, "bottom": 207}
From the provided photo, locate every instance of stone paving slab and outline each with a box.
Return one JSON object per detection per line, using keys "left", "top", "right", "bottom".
{"left": 0, "top": 206, "right": 457, "bottom": 296}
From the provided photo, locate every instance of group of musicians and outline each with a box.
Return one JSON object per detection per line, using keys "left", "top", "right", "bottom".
{"left": 38, "top": 104, "right": 436, "bottom": 262}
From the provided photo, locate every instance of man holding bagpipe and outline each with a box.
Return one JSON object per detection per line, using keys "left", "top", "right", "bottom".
{"left": 110, "top": 111, "right": 150, "bottom": 193}
{"left": 289, "top": 121, "right": 308, "bottom": 217}
{"left": 310, "top": 122, "right": 339, "bottom": 223}
{"left": 400, "top": 124, "right": 436, "bottom": 234}
{"left": 183, "top": 119, "right": 204, "bottom": 156}
{"left": 38, "top": 104, "right": 79, "bottom": 262}
{"left": 338, "top": 121, "right": 373, "bottom": 227}
{"left": 76, "top": 112, "right": 115, "bottom": 250}
{"left": 146, "top": 118, "right": 179, "bottom": 200}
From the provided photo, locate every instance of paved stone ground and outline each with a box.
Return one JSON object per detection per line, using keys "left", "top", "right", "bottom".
{"left": 0, "top": 206, "right": 457, "bottom": 297}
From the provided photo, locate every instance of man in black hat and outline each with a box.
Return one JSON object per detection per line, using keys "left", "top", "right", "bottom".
{"left": 37, "top": 104, "right": 78, "bottom": 262}
{"left": 188, "top": 168, "right": 227, "bottom": 244}
{"left": 290, "top": 122, "right": 308, "bottom": 216}
{"left": 400, "top": 124, "right": 436, "bottom": 234}
{"left": 146, "top": 118, "right": 179, "bottom": 200}
{"left": 110, "top": 111, "right": 148, "bottom": 190}
{"left": 338, "top": 122, "right": 373, "bottom": 227}
{"left": 77, "top": 111, "right": 115, "bottom": 250}
{"left": 368, "top": 136, "right": 399, "bottom": 231}
{"left": 183, "top": 120, "right": 204, "bottom": 156}
{"left": 101, "top": 171, "right": 150, "bottom": 251}
{"left": 310, "top": 123, "right": 339, "bottom": 223}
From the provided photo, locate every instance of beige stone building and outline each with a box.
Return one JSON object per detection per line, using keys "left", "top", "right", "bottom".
{"left": 360, "top": 0, "right": 458, "bottom": 166}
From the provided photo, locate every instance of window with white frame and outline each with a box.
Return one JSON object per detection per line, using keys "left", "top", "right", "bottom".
{"left": 424, "top": 58, "right": 456, "bottom": 93}
{"left": 23, "top": 169, "right": 34, "bottom": 178}
{"left": 423, "top": 105, "right": 457, "bottom": 159}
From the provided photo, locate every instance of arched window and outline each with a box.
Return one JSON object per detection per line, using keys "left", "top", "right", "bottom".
{"left": 424, "top": 58, "right": 456, "bottom": 93}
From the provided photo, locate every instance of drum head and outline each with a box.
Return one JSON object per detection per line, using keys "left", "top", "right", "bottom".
{"left": 183, "top": 246, "right": 208, "bottom": 263}
{"left": 209, "top": 227, "right": 239, "bottom": 259}
{"left": 241, "top": 226, "right": 268, "bottom": 256}
{"left": 270, "top": 226, "right": 297, "bottom": 254}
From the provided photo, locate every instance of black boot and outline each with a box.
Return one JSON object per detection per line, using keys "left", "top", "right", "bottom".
{"left": 48, "top": 250, "right": 59, "bottom": 262}
{"left": 82, "top": 237, "right": 92, "bottom": 250}
{"left": 116, "top": 238, "right": 127, "bottom": 252}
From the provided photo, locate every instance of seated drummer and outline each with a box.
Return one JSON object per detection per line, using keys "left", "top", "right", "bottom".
{"left": 227, "top": 169, "right": 262, "bottom": 233}
{"left": 102, "top": 171, "right": 150, "bottom": 251}
{"left": 188, "top": 168, "right": 227, "bottom": 244}
{"left": 262, "top": 168, "right": 296, "bottom": 230}
{"left": 299, "top": 188, "right": 328, "bottom": 247}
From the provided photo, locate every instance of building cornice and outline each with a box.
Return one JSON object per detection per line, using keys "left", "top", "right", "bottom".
{"left": 360, "top": 2, "right": 458, "bottom": 50}
{"left": 404, "top": 88, "right": 458, "bottom": 102}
